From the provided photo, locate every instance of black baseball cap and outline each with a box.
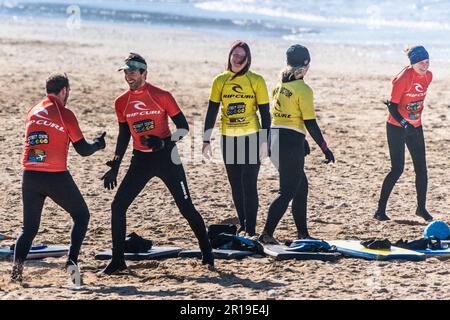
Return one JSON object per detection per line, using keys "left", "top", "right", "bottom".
{"left": 286, "top": 44, "right": 310, "bottom": 67}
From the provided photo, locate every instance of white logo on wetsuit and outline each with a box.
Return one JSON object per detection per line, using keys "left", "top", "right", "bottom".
{"left": 27, "top": 107, "right": 64, "bottom": 132}
{"left": 127, "top": 101, "right": 162, "bottom": 118}
{"left": 180, "top": 181, "right": 189, "bottom": 200}
{"left": 34, "top": 107, "right": 51, "bottom": 120}
{"left": 406, "top": 85, "right": 427, "bottom": 98}
{"left": 414, "top": 83, "right": 424, "bottom": 93}
{"left": 27, "top": 119, "right": 65, "bottom": 131}
{"left": 131, "top": 101, "right": 150, "bottom": 111}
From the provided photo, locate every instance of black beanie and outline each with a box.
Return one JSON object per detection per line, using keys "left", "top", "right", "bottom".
{"left": 286, "top": 44, "right": 310, "bottom": 67}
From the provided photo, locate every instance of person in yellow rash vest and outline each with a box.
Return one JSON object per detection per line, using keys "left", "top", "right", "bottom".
{"left": 259, "top": 44, "right": 335, "bottom": 244}
{"left": 202, "top": 40, "right": 270, "bottom": 236}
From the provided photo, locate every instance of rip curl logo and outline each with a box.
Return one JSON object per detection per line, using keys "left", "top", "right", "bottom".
{"left": 34, "top": 107, "right": 51, "bottom": 120}
{"left": 232, "top": 84, "right": 244, "bottom": 94}
{"left": 127, "top": 101, "right": 161, "bottom": 118}
{"left": 27, "top": 108, "right": 64, "bottom": 132}
{"left": 223, "top": 84, "right": 254, "bottom": 99}
{"left": 274, "top": 100, "right": 282, "bottom": 113}
{"left": 273, "top": 99, "right": 291, "bottom": 118}
{"left": 414, "top": 83, "right": 424, "bottom": 93}
{"left": 406, "top": 83, "right": 427, "bottom": 98}
{"left": 131, "top": 101, "right": 150, "bottom": 111}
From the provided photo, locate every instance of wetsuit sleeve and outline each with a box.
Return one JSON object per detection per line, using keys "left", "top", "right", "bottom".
{"left": 164, "top": 93, "right": 182, "bottom": 117}
{"left": 300, "top": 86, "right": 316, "bottom": 121}
{"left": 255, "top": 77, "right": 270, "bottom": 105}
{"left": 209, "top": 76, "right": 223, "bottom": 103}
{"left": 62, "top": 109, "right": 84, "bottom": 143}
{"left": 113, "top": 122, "right": 131, "bottom": 162}
{"left": 203, "top": 100, "right": 220, "bottom": 143}
{"left": 304, "top": 120, "right": 329, "bottom": 152}
{"left": 258, "top": 103, "right": 271, "bottom": 140}
{"left": 386, "top": 101, "right": 407, "bottom": 125}
{"left": 169, "top": 112, "right": 189, "bottom": 142}
{"left": 73, "top": 138, "right": 100, "bottom": 157}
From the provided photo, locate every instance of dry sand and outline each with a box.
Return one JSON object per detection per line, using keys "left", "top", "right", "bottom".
{"left": 1, "top": 16, "right": 450, "bottom": 300}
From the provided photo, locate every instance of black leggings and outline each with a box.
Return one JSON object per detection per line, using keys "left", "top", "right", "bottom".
{"left": 14, "top": 171, "right": 90, "bottom": 264}
{"left": 263, "top": 128, "right": 309, "bottom": 238}
{"left": 378, "top": 123, "right": 427, "bottom": 212}
{"left": 221, "top": 133, "right": 261, "bottom": 236}
{"left": 111, "top": 143, "right": 211, "bottom": 261}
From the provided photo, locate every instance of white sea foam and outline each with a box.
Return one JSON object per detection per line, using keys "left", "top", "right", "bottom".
{"left": 3, "top": 0, "right": 449, "bottom": 54}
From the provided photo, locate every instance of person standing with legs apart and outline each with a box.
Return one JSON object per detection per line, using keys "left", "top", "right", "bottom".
{"left": 203, "top": 41, "right": 271, "bottom": 237}
{"left": 259, "top": 45, "right": 335, "bottom": 244}
{"left": 12, "top": 73, "right": 106, "bottom": 282}
{"left": 375, "top": 46, "right": 433, "bottom": 222}
{"left": 101, "top": 53, "right": 213, "bottom": 275}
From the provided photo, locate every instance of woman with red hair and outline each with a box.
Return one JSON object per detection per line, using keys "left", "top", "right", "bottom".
{"left": 202, "top": 41, "right": 271, "bottom": 236}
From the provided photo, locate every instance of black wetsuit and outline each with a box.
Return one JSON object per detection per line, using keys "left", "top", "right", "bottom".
{"left": 110, "top": 142, "right": 212, "bottom": 262}
{"left": 105, "top": 113, "right": 213, "bottom": 269}
{"left": 378, "top": 122, "right": 427, "bottom": 213}
{"left": 262, "top": 75, "right": 334, "bottom": 238}
{"left": 264, "top": 128, "right": 309, "bottom": 238}
{"left": 220, "top": 132, "right": 262, "bottom": 236}
{"left": 15, "top": 139, "right": 101, "bottom": 264}
{"left": 204, "top": 101, "right": 271, "bottom": 236}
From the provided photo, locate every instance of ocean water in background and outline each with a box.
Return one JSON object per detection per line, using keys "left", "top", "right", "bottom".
{"left": 1, "top": 0, "right": 449, "bottom": 60}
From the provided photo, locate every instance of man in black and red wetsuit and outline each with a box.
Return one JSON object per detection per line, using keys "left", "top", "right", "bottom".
{"left": 12, "top": 73, "right": 106, "bottom": 282}
{"left": 101, "top": 53, "right": 214, "bottom": 275}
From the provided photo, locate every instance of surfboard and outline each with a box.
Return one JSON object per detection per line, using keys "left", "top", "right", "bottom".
{"left": 0, "top": 234, "right": 12, "bottom": 241}
{"left": 95, "top": 247, "right": 182, "bottom": 261}
{"left": 178, "top": 249, "right": 254, "bottom": 260}
{"left": 414, "top": 248, "right": 450, "bottom": 256}
{"left": 414, "top": 242, "right": 450, "bottom": 256}
{"left": 328, "top": 240, "right": 425, "bottom": 261}
{"left": 0, "top": 245, "right": 69, "bottom": 260}
{"left": 261, "top": 244, "right": 341, "bottom": 261}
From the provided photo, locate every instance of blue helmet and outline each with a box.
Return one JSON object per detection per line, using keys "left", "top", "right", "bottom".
{"left": 423, "top": 220, "right": 450, "bottom": 240}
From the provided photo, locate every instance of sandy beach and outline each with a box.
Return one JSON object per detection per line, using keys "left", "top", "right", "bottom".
{"left": 1, "top": 15, "right": 450, "bottom": 300}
